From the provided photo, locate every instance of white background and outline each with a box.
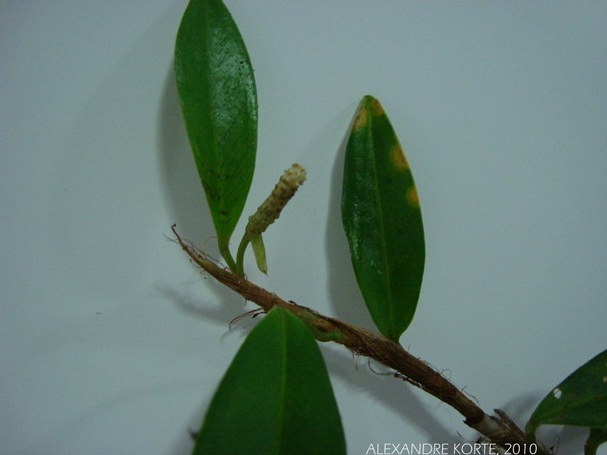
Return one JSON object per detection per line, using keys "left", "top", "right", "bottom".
{"left": 2, "top": 1, "right": 606, "bottom": 454}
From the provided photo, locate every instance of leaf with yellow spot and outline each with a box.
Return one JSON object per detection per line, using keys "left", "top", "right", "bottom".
{"left": 341, "top": 95, "right": 425, "bottom": 341}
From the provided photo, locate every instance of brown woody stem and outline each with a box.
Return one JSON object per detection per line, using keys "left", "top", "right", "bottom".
{"left": 171, "top": 226, "right": 551, "bottom": 455}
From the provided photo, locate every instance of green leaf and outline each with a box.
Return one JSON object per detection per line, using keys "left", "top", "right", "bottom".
{"left": 175, "top": 0, "right": 258, "bottom": 265}
{"left": 192, "top": 307, "right": 346, "bottom": 455}
{"left": 585, "top": 428, "right": 607, "bottom": 455}
{"left": 341, "top": 95, "right": 425, "bottom": 341}
{"left": 526, "top": 348, "right": 607, "bottom": 439}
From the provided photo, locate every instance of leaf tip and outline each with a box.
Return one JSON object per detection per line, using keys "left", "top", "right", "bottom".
{"left": 361, "top": 94, "right": 384, "bottom": 114}
{"left": 354, "top": 95, "right": 385, "bottom": 130}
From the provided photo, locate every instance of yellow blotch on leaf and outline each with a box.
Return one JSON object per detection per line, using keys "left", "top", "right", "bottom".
{"left": 390, "top": 143, "right": 409, "bottom": 170}
{"left": 370, "top": 97, "right": 385, "bottom": 117}
{"left": 353, "top": 107, "right": 368, "bottom": 130}
{"left": 354, "top": 97, "right": 386, "bottom": 130}
{"left": 406, "top": 186, "right": 420, "bottom": 208}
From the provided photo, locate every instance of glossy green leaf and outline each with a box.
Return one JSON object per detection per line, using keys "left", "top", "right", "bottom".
{"left": 341, "top": 95, "right": 425, "bottom": 341}
{"left": 526, "top": 348, "right": 607, "bottom": 439}
{"left": 585, "top": 428, "right": 607, "bottom": 455}
{"left": 192, "top": 307, "right": 346, "bottom": 455}
{"left": 175, "top": 0, "right": 257, "bottom": 265}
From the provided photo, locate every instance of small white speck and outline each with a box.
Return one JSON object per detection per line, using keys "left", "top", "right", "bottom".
{"left": 602, "top": 376, "right": 607, "bottom": 383}
{"left": 553, "top": 387, "right": 562, "bottom": 399}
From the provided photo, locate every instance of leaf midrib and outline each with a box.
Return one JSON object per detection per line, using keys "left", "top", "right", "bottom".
{"left": 368, "top": 116, "right": 396, "bottom": 339}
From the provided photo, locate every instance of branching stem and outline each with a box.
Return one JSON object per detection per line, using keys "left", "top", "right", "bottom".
{"left": 171, "top": 226, "right": 551, "bottom": 455}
